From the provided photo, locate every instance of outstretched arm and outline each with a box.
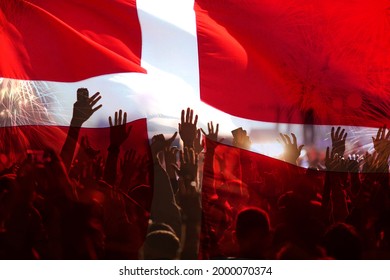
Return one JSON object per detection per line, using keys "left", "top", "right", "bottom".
{"left": 60, "top": 89, "right": 102, "bottom": 171}
{"left": 103, "top": 109, "right": 131, "bottom": 185}
{"left": 150, "top": 133, "right": 182, "bottom": 237}
{"left": 173, "top": 148, "right": 201, "bottom": 259}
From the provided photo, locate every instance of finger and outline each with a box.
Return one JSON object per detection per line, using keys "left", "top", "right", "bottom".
{"left": 284, "top": 134, "right": 292, "bottom": 145}
{"left": 298, "top": 145, "right": 304, "bottom": 153}
{"left": 92, "top": 104, "right": 102, "bottom": 113}
{"left": 376, "top": 127, "right": 381, "bottom": 140}
{"left": 343, "top": 133, "right": 347, "bottom": 141}
{"left": 172, "top": 164, "right": 180, "bottom": 174}
{"left": 216, "top": 123, "right": 219, "bottom": 135}
{"left": 291, "top": 133, "right": 297, "bottom": 145}
{"left": 123, "top": 112, "right": 127, "bottom": 126}
{"left": 109, "top": 116, "right": 113, "bottom": 127}
{"left": 89, "top": 92, "right": 100, "bottom": 102}
{"left": 168, "top": 131, "right": 178, "bottom": 145}
{"left": 90, "top": 95, "right": 101, "bottom": 107}
{"left": 207, "top": 122, "right": 211, "bottom": 133}
{"left": 340, "top": 129, "right": 345, "bottom": 139}
{"left": 200, "top": 128, "right": 207, "bottom": 136}
{"left": 186, "top": 107, "right": 190, "bottom": 123}
{"left": 114, "top": 111, "right": 118, "bottom": 126}
{"left": 335, "top": 127, "right": 341, "bottom": 138}
{"left": 194, "top": 114, "right": 198, "bottom": 126}
{"left": 279, "top": 133, "right": 286, "bottom": 144}
{"left": 196, "top": 129, "right": 201, "bottom": 139}
{"left": 118, "top": 109, "right": 123, "bottom": 125}
{"left": 210, "top": 121, "right": 214, "bottom": 133}
{"left": 381, "top": 125, "right": 386, "bottom": 139}
{"left": 181, "top": 110, "right": 185, "bottom": 125}
{"left": 178, "top": 123, "right": 181, "bottom": 132}
{"left": 189, "top": 109, "right": 194, "bottom": 123}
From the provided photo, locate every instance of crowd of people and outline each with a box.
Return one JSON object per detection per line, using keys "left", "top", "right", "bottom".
{"left": 0, "top": 88, "right": 390, "bottom": 260}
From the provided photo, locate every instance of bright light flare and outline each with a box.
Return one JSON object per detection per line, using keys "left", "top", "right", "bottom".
{"left": 251, "top": 142, "right": 284, "bottom": 158}
{"left": 0, "top": 78, "right": 58, "bottom": 127}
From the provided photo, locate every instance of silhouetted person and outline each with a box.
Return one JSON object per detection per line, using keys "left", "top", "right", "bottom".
{"left": 235, "top": 208, "right": 270, "bottom": 259}
{"left": 141, "top": 230, "right": 180, "bottom": 259}
{"left": 323, "top": 223, "right": 362, "bottom": 260}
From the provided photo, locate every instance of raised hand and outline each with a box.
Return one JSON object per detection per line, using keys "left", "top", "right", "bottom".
{"left": 372, "top": 126, "right": 390, "bottom": 159}
{"left": 232, "top": 127, "right": 251, "bottom": 149}
{"left": 279, "top": 133, "right": 304, "bottom": 165}
{"left": 201, "top": 121, "right": 223, "bottom": 152}
{"left": 71, "top": 89, "right": 102, "bottom": 127}
{"left": 179, "top": 108, "right": 198, "bottom": 147}
{"left": 173, "top": 147, "right": 198, "bottom": 183}
{"left": 108, "top": 109, "right": 131, "bottom": 147}
{"left": 151, "top": 132, "right": 177, "bottom": 159}
{"left": 362, "top": 152, "right": 381, "bottom": 173}
{"left": 325, "top": 147, "right": 349, "bottom": 173}
{"left": 331, "top": 127, "right": 347, "bottom": 157}
{"left": 201, "top": 121, "right": 219, "bottom": 142}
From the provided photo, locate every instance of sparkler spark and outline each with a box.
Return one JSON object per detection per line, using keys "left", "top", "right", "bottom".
{"left": 0, "top": 78, "right": 65, "bottom": 159}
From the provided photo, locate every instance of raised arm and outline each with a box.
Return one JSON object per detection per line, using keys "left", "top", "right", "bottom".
{"left": 150, "top": 132, "right": 182, "bottom": 237}
{"left": 174, "top": 148, "right": 201, "bottom": 259}
{"left": 331, "top": 126, "right": 347, "bottom": 158}
{"left": 103, "top": 109, "right": 131, "bottom": 185}
{"left": 60, "top": 89, "right": 102, "bottom": 171}
{"left": 179, "top": 107, "right": 198, "bottom": 149}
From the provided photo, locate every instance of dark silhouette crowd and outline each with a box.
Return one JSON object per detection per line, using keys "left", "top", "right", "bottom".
{"left": 0, "top": 88, "right": 390, "bottom": 260}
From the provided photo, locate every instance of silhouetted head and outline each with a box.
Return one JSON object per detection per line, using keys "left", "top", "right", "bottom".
{"left": 323, "top": 223, "right": 362, "bottom": 260}
{"left": 142, "top": 230, "right": 180, "bottom": 259}
{"left": 235, "top": 207, "right": 270, "bottom": 259}
{"left": 276, "top": 243, "right": 326, "bottom": 260}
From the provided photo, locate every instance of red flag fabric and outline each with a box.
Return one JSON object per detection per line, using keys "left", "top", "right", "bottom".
{"left": 0, "top": 0, "right": 145, "bottom": 82}
{"left": 195, "top": 0, "right": 390, "bottom": 127}
{"left": 1, "top": 0, "right": 390, "bottom": 261}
